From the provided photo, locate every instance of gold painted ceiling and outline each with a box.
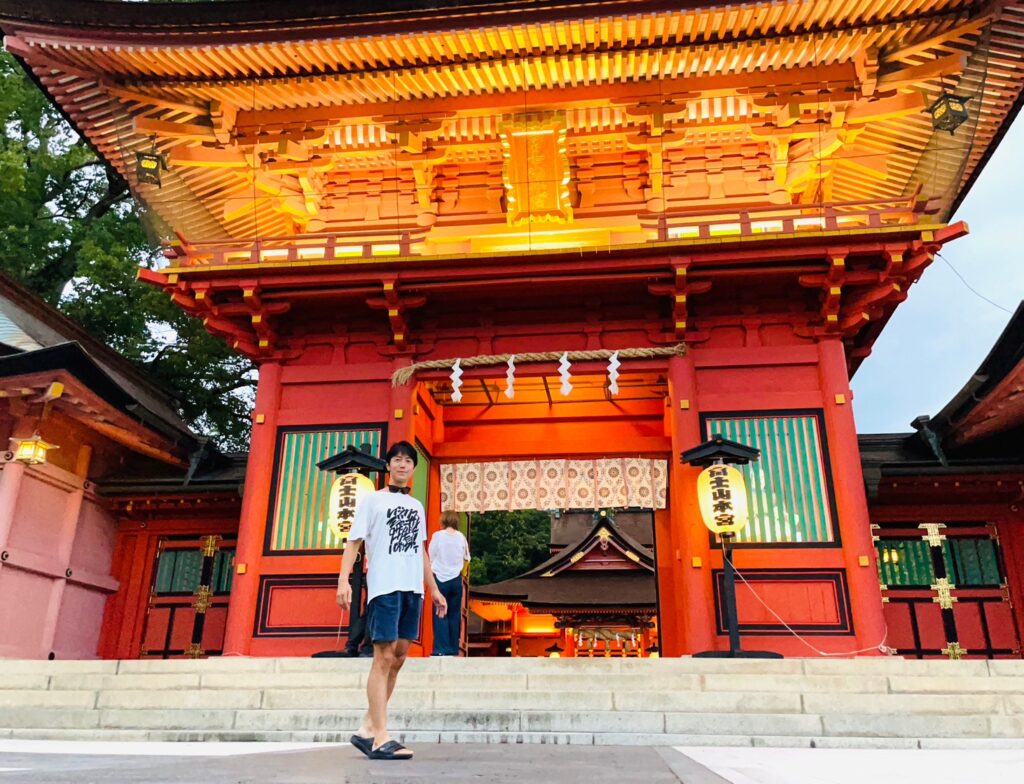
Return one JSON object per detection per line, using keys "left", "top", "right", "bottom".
{"left": 2, "top": 0, "right": 1022, "bottom": 260}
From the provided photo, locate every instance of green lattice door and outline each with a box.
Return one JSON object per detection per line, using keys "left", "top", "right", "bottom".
{"left": 875, "top": 522, "right": 1019, "bottom": 659}
{"left": 140, "top": 535, "right": 235, "bottom": 659}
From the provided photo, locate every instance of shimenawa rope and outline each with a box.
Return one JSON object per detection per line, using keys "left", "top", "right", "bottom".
{"left": 392, "top": 344, "right": 687, "bottom": 386}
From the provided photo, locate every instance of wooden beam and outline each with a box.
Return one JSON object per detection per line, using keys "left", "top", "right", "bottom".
{"left": 133, "top": 116, "right": 217, "bottom": 142}
{"left": 105, "top": 86, "right": 209, "bottom": 117}
{"left": 876, "top": 54, "right": 967, "bottom": 91}
{"left": 479, "top": 378, "right": 495, "bottom": 406}
{"left": 885, "top": 15, "right": 991, "bottom": 63}
{"left": 845, "top": 91, "right": 928, "bottom": 124}
{"left": 168, "top": 145, "right": 250, "bottom": 168}
{"left": 232, "top": 63, "right": 859, "bottom": 131}
{"left": 82, "top": 418, "right": 188, "bottom": 468}
{"left": 433, "top": 435, "right": 670, "bottom": 459}
{"left": 541, "top": 376, "right": 554, "bottom": 406}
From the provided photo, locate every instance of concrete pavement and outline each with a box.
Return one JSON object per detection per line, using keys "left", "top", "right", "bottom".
{"left": 1, "top": 741, "right": 1023, "bottom": 784}
{"left": 0, "top": 741, "right": 684, "bottom": 784}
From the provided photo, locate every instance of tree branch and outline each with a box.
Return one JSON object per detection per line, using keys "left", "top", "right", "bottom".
{"left": 203, "top": 376, "right": 256, "bottom": 398}
{"left": 27, "top": 174, "right": 131, "bottom": 300}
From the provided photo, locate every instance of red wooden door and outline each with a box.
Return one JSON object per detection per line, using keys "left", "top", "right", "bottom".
{"left": 876, "top": 523, "right": 1020, "bottom": 659}
{"left": 139, "top": 535, "right": 235, "bottom": 658}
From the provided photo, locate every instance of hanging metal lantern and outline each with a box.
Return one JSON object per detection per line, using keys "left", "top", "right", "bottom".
{"left": 135, "top": 152, "right": 165, "bottom": 186}
{"left": 327, "top": 473, "right": 376, "bottom": 543}
{"left": 9, "top": 434, "right": 59, "bottom": 465}
{"left": 928, "top": 93, "right": 971, "bottom": 135}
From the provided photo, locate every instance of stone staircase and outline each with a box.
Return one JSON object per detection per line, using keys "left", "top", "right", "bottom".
{"left": 2, "top": 656, "right": 1023, "bottom": 748}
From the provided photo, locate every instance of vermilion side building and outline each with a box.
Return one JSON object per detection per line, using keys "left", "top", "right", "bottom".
{"left": 1, "top": 0, "right": 1023, "bottom": 660}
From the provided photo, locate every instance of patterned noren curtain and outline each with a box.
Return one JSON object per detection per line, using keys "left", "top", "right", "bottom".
{"left": 440, "top": 458, "right": 667, "bottom": 512}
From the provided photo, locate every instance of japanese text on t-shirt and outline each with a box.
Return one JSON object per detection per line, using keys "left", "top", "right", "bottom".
{"left": 387, "top": 505, "right": 421, "bottom": 555}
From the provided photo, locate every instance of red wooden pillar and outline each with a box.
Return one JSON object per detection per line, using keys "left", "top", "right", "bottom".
{"left": 817, "top": 339, "right": 886, "bottom": 654}
{"left": 388, "top": 370, "right": 414, "bottom": 445}
{"left": 223, "top": 362, "right": 282, "bottom": 655}
{"left": 996, "top": 517, "right": 1024, "bottom": 656}
{"left": 666, "top": 353, "right": 714, "bottom": 655}
{"left": 0, "top": 415, "right": 34, "bottom": 561}
{"left": 38, "top": 444, "right": 93, "bottom": 657}
{"left": 99, "top": 529, "right": 153, "bottom": 659}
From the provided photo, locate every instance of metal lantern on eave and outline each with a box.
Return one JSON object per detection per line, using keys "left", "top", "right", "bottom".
{"left": 9, "top": 434, "right": 59, "bottom": 465}
{"left": 327, "top": 472, "right": 376, "bottom": 544}
{"left": 135, "top": 151, "right": 165, "bottom": 186}
{"left": 928, "top": 93, "right": 971, "bottom": 135}
{"left": 695, "top": 462, "right": 750, "bottom": 535}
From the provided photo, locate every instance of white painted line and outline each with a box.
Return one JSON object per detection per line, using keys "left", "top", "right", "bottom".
{"left": 0, "top": 740, "right": 336, "bottom": 757}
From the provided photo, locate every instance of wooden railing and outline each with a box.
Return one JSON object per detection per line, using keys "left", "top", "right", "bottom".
{"left": 164, "top": 227, "right": 430, "bottom": 267}
{"left": 639, "top": 193, "right": 938, "bottom": 242}
{"left": 166, "top": 194, "right": 937, "bottom": 268}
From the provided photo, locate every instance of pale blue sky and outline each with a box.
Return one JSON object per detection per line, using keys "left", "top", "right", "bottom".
{"left": 851, "top": 117, "right": 1024, "bottom": 434}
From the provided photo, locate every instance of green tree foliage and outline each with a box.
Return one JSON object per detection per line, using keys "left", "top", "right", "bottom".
{"left": 0, "top": 52, "right": 254, "bottom": 449}
{"left": 468, "top": 510, "right": 552, "bottom": 586}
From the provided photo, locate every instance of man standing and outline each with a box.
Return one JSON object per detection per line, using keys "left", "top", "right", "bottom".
{"left": 337, "top": 440, "right": 446, "bottom": 761}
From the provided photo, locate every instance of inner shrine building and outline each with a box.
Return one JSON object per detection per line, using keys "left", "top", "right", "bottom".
{"left": 2, "top": 0, "right": 1023, "bottom": 660}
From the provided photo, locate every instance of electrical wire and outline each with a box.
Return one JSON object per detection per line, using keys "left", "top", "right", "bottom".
{"left": 724, "top": 550, "right": 895, "bottom": 657}
{"left": 937, "top": 252, "right": 1013, "bottom": 315}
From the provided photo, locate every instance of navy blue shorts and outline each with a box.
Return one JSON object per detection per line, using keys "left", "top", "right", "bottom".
{"left": 367, "top": 590, "right": 422, "bottom": 643}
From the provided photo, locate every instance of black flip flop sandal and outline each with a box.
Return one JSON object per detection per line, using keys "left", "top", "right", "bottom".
{"left": 369, "top": 740, "right": 413, "bottom": 760}
{"left": 350, "top": 734, "right": 373, "bottom": 756}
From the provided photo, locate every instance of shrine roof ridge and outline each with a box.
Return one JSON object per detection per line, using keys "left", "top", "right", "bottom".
{"left": 0, "top": 270, "right": 195, "bottom": 448}
{"left": 0, "top": 0, "right": 735, "bottom": 38}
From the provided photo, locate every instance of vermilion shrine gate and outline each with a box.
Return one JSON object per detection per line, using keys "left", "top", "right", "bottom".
{"left": 2, "top": 0, "right": 1023, "bottom": 659}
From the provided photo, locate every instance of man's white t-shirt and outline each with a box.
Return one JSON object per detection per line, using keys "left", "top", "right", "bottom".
{"left": 428, "top": 529, "right": 471, "bottom": 582}
{"left": 348, "top": 489, "right": 426, "bottom": 603}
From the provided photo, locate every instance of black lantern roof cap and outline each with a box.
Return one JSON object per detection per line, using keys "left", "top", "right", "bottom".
{"left": 680, "top": 434, "right": 760, "bottom": 466}
{"left": 317, "top": 444, "right": 387, "bottom": 474}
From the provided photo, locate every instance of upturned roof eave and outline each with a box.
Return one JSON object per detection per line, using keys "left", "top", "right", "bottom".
{"left": 0, "top": 0, "right": 729, "bottom": 42}
{"left": 517, "top": 516, "right": 656, "bottom": 578}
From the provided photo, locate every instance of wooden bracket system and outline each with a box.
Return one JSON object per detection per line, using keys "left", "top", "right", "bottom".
{"left": 647, "top": 260, "right": 712, "bottom": 340}
{"left": 366, "top": 277, "right": 427, "bottom": 351}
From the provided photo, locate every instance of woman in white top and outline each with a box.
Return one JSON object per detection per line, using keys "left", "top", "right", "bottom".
{"left": 427, "top": 511, "right": 471, "bottom": 655}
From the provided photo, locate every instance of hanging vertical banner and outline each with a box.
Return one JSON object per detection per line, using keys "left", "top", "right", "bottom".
{"left": 558, "top": 351, "right": 572, "bottom": 396}
{"left": 450, "top": 358, "right": 464, "bottom": 402}
{"left": 504, "top": 355, "right": 516, "bottom": 399}
{"left": 607, "top": 351, "right": 620, "bottom": 395}
{"left": 499, "top": 114, "right": 573, "bottom": 226}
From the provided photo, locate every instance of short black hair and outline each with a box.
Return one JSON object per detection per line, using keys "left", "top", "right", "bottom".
{"left": 385, "top": 440, "right": 418, "bottom": 467}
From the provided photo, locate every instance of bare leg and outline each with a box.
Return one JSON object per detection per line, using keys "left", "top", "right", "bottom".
{"left": 356, "top": 645, "right": 403, "bottom": 738}
{"left": 364, "top": 642, "right": 395, "bottom": 745}
{"left": 388, "top": 638, "right": 410, "bottom": 695}
{"left": 367, "top": 640, "right": 412, "bottom": 757}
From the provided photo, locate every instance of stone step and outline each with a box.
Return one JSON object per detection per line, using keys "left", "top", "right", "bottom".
{"left": 9, "top": 685, "right": 1018, "bottom": 715}
{"left": 0, "top": 690, "right": 97, "bottom": 708}
{"left": 77, "top": 691, "right": 1024, "bottom": 712}
{"left": 8, "top": 657, "right": 1024, "bottom": 676}
{"left": 0, "top": 706, "right": 1016, "bottom": 735}
{"left": 16, "top": 728, "right": 1024, "bottom": 746}
{"left": 6, "top": 727, "right": 1024, "bottom": 749}
{"left": 4, "top": 657, "right": 1024, "bottom": 684}
{"left": 0, "top": 657, "right": 1021, "bottom": 747}
{"left": 11, "top": 670, "right": 1024, "bottom": 697}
